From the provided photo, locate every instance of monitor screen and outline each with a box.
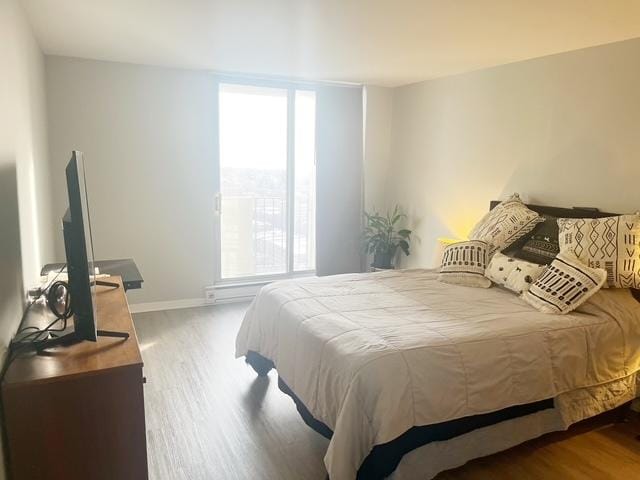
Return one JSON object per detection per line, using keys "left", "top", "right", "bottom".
{"left": 75, "top": 152, "right": 97, "bottom": 324}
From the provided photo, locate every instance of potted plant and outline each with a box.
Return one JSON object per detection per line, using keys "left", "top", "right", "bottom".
{"left": 362, "top": 205, "right": 412, "bottom": 269}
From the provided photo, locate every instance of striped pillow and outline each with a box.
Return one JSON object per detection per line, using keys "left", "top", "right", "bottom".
{"left": 469, "top": 194, "right": 543, "bottom": 254}
{"left": 557, "top": 214, "right": 640, "bottom": 289}
{"left": 438, "top": 240, "right": 492, "bottom": 288}
{"left": 522, "top": 251, "right": 606, "bottom": 314}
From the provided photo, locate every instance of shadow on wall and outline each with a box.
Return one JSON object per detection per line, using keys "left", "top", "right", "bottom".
{"left": 0, "top": 160, "right": 24, "bottom": 352}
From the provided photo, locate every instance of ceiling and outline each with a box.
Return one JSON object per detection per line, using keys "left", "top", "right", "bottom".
{"left": 22, "top": 0, "right": 640, "bottom": 87}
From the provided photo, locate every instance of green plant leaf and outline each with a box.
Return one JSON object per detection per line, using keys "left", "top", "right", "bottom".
{"left": 399, "top": 240, "right": 410, "bottom": 256}
{"left": 363, "top": 206, "right": 412, "bottom": 257}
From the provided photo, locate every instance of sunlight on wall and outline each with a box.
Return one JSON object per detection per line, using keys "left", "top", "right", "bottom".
{"left": 432, "top": 237, "right": 463, "bottom": 267}
{"left": 14, "top": 110, "right": 43, "bottom": 291}
{"left": 24, "top": 150, "right": 42, "bottom": 282}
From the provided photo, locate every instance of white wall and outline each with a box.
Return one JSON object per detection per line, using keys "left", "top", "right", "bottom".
{"left": 387, "top": 37, "right": 640, "bottom": 268}
{"left": 46, "top": 57, "right": 218, "bottom": 305}
{"left": 0, "top": 0, "right": 53, "bottom": 352}
{"left": 46, "top": 57, "right": 370, "bottom": 302}
{"left": 0, "top": 1, "right": 53, "bottom": 478}
{"left": 0, "top": 0, "right": 54, "bottom": 280}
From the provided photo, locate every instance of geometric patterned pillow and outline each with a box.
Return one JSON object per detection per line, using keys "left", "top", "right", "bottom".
{"left": 485, "top": 252, "right": 546, "bottom": 294}
{"left": 522, "top": 251, "right": 607, "bottom": 314}
{"left": 510, "top": 214, "right": 560, "bottom": 265}
{"left": 557, "top": 214, "right": 640, "bottom": 289}
{"left": 438, "top": 240, "right": 492, "bottom": 288}
{"left": 469, "top": 194, "right": 543, "bottom": 254}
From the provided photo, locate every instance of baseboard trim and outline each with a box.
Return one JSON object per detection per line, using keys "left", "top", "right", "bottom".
{"left": 129, "top": 298, "right": 207, "bottom": 314}
{"left": 213, "top": 295, "right": 255, "bottom": 305}
{"left": 129, "top": 295, "right": 254, "bottom": 314}
{"left": 208, "top": 282, "right": 264, "bottom": 304}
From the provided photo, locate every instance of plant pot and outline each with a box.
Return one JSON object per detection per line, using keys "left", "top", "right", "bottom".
{"left": 372, "top": 252, "right": 393, "bottom": 269}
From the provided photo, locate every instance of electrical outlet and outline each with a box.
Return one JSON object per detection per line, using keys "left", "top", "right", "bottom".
{"left": 204, "top": 288, "right": 216, "bottom": 304}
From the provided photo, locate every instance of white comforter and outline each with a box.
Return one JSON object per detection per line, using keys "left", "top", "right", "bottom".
{"left": 235, "top": 269, "right": 640, "bottom": 480}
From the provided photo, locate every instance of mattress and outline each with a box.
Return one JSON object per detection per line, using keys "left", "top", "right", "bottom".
{"left": 236, "top": 269, "right": 640, "bottom": 480}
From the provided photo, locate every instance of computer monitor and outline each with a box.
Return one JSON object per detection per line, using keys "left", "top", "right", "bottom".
{"left": 62, "top": 151, "right": 98, "bottom": 341}
{"left": 35, "top": 151, "right": 127, "bottom": 352}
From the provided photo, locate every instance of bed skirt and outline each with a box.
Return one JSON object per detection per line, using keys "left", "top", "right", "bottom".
{"left": 246, "top": 350, "right": 554, "bottom": 479}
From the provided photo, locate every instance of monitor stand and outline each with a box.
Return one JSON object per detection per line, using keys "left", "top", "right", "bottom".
{"left": 35, "top": 281, "right": 129, "bottom": 353}
{"left": 34, "top": 329, "right": 130, "bottom": 353}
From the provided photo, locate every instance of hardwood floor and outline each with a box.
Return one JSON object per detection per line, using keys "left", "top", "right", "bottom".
{"left": 134, "top": 303, "right": 640, "bottom": 480}
{"left": 134, "top": 303, "right": 328, "bottom": 480}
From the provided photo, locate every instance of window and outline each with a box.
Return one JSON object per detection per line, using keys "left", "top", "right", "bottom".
{"left": 218, "top": 82, "right": 316, "bottom": 280}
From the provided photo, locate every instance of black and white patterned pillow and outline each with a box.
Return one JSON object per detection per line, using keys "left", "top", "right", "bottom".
{"left": 522, "top": 251, "right": 606, "bottom": 314}
{"left": 469, "top": 194, "right": 543, "bottom": 254}
{"left": 558, "top": 214, "right": 640, "bottom": 289}
{"left": 438, "top": 240, "right": 492, "bottom": 288}
{"left": 508, "top": 214, "right": 560, "bottom": 265}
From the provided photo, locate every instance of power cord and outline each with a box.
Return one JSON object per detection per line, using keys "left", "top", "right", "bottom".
{"left": 46, "top": 280, "right": 73, "bottom": 320}
{"left": 2, "top": 265, "right": 70, "bottom": 377}
{"left": 15, "top": 264, "right": 67, "bottom": 335}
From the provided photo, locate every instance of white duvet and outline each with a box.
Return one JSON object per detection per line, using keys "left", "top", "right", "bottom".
{"left": 235, "top": 269, "right": 640, "bottom": 480}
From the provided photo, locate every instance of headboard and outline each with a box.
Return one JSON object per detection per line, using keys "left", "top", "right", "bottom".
{"left": 489, "top": 201, "right": 618, "bottom": 219}
{"left": 490, "top": 200, "right": 640, "bottom": 302}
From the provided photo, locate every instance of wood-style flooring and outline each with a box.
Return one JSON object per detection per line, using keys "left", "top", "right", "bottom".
{"left": 134, "top": 302, "right": 640, "bottom": 480}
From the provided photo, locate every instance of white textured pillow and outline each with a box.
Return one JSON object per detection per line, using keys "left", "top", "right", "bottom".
{"left": 557, "top": 214, "right": 640, "bottom": 289}
{"left": 469, "top": 194, "right": 543, "bottom": 253}
{"left": 438, "top": 240, "right": 492, "bottom": 288}
{"left": 522, "top": 251, "right": 606, "bottom": 314}
{"left": 485, "top": 252, "right": 545, "bottom": 294}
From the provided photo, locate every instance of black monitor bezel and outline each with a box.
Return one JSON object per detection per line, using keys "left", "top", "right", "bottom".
{"left": 63, "top": 151, "right": 97, "bottom": 341}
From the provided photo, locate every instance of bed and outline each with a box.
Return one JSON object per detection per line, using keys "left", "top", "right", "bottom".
{"left": 235, "top": 203, "right": 640, "bottom": 480}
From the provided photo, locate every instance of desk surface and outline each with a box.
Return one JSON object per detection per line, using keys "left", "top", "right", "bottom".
{"left": 41, "top": 258, "right": 143, "bottom": 291}
{"left": 3, "top": 276, "right": 143, "bottom": 389}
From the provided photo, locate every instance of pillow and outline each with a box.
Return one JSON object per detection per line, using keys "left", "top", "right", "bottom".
{"left": 557, "top": 214, "right": 640, "bottom": 289}
{"left": 509, "top": 214, "right": 560, "bottom": 265}
{"left": 522, "top": 251, "right": 606, "bottom": 314}
{"left": 469, "top": 194, "right": 543, "bottom": 253}
{"left": 485, "top": 252, "right": 546, "bottom": 294}
{"left": 438, "top": 240, "right": 492, "bottom": 288}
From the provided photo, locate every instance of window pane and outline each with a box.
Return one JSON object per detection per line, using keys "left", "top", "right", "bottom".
{"left": 293, "top": 90, "right": 316, "bottom": 271}
{"left": 219, "top": 84, "right": 288, "bottom": 278}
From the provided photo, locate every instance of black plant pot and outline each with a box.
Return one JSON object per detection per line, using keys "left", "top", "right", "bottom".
{"left": 372, "top": 252, "right": 393, "bottom": 269}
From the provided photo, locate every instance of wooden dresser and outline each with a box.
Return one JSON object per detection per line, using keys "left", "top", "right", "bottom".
{"left": 2, "top": 276, "right": 148, "bottom": 480}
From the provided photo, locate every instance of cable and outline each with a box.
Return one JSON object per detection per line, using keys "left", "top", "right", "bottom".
{"left": 2, "top": 265, "right": 70, "bottom": 377}
{"left": 15, "top": 264, "right": 67, "bottom": 335}
{"left": 4, "top": 316, "right": 70, "bottom": 376}
{"left": 13, "top": 269, "right": 73, "bottom": 346}
{"left": 46, "top": 281, "right": 73, "bottom": 320}
{"left": 11, "top": 318, "right": 67, "bottom": 346}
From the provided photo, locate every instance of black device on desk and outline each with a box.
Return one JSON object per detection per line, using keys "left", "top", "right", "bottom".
{"left": 42, "top": 258, "right": 144, "bottom": 291}
{"left": 27, "top": 151, "right": 129, "bottom": 352}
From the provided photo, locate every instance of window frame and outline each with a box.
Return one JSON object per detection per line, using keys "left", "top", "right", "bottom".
{"left": 213, "top": 76, "right": 316, "bottom": 285}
